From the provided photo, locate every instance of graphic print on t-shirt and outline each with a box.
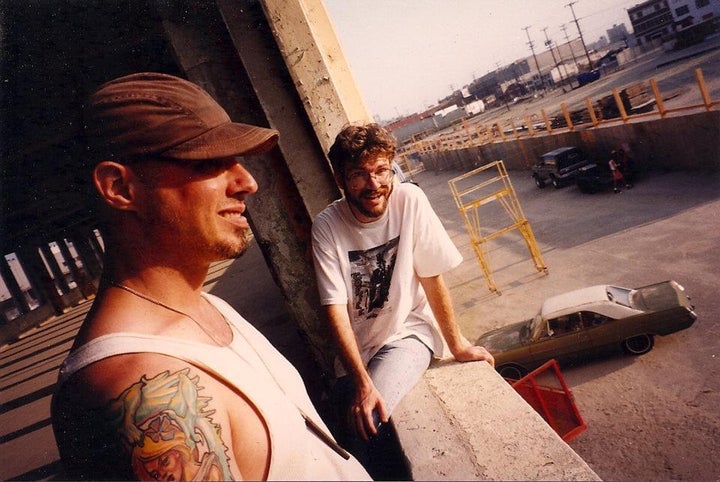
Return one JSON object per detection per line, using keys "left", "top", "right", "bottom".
{"left": 348, "top": 236, "right": 399, "bottom": 319}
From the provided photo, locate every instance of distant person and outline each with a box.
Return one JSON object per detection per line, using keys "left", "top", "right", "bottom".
{"left": 609, "top": 150, "right": 627, "bottom": 193}
{"left": 51, "top": 72, "right": 370, "bottom": 481}
{"left": 616, "top": 147, "right": 635, "bottom": 188}
{"left": 310, "top": 123, "right": 494, "bottom": 469}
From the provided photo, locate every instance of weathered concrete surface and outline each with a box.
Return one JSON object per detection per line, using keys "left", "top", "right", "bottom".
{"left": 395, "top": 166, "right": 720, "bottom": 481}
{"left": 394, "top": 362, "right": 600, "bottom": 481}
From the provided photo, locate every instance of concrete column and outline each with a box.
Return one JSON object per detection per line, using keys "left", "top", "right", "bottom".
{"left": 0, "top": 254, "right": 28, "bottom": 315}
{"left": 257, "top": 0, "right": 373, "bottom": 152}
{"left": 154, "top": 0, "right": 343, "bottom": 374}
{"left": 39, "top": 243, "right": 70, "bottom": 294}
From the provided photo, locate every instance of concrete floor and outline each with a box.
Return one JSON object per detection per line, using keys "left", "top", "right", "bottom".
{"left": 412, "top": 165, "right": 720, "bottom": 480}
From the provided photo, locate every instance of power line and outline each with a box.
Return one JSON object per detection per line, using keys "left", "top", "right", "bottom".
{"left": 566, "top": 1, "right": 593, "bottom": 70}
{"left": 522, "top": 25, "right": 546, "bottom": 92}
{"left": 542, "top": 27, "right": 569, "bottom": 84}
{"left": 560, "top": 23, "right": 580, "bottom": 72}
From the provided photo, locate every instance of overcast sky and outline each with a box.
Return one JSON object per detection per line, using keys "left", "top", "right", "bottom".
{"left": 324, "top": 0, "right": 640, "bottom": 120}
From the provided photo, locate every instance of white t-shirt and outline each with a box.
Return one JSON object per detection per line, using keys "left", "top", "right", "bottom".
{"left": 311, "top": 183, "right": 462, "bottom": 374}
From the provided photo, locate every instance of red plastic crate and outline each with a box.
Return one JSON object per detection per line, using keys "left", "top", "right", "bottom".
{"left": 508, "top": 359, "right": 587, "bottom": 442}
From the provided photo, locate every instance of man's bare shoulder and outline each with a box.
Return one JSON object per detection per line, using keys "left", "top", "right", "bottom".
{"left": 52, "top": 352, "right": 269, "bottom": 480}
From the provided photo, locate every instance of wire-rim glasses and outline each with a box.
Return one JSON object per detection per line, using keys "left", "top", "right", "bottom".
{"left": 345, "top": 167, "right": 395, "bottom": 190}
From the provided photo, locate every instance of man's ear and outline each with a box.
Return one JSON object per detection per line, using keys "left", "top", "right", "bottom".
{"left": 93, "top": 161, "right": 137, "bottom": 211}
{"left": 333, "top": 170, "right": 346, "bottom": 192}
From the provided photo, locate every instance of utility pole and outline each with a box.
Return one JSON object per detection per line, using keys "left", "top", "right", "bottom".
{"left": 495, "top": 61, "right": 511, "bottom": 111}
{"left": 541, "top": 27, "right": 560, "bottom": 86}
{"left": 566, "top": 1, "right": 593, "bottom": 70}
{"left": 560, "top": 23, "right": 580, "bottom": 72}
{"left": 522, "top": 25, "right": 545, "bottom": 93}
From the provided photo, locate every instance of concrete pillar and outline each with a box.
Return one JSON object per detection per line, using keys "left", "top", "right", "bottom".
{"left": 0, "top": 254, "right": 27, "bottom": 315}
{"left": 39, "top": 243, "right": 70, "bottom": 294}
{"left": 154, "top": 0, "right": 345, "bottom": 374}
{"left": 257, "top": 0, "right": 373, "bottom": 152}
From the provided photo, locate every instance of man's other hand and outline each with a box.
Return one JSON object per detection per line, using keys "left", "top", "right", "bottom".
{"left": 453, "top": 343, "right": 495, "bottom": 367}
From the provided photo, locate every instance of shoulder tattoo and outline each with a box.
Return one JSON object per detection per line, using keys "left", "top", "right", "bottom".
{"left": 106, "top": 368, "right": 234, "bottom": 481}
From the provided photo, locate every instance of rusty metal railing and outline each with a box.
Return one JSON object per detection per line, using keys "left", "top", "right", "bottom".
{"left": 401, "top": 66, "right": 717, "bottom": 156}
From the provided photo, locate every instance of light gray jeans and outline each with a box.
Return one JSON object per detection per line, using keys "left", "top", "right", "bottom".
{"left": 336, "top": 335, "right": 433, "bottom": 427}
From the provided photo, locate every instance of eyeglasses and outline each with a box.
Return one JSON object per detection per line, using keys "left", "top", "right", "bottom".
{"left": 345, "top": 167, "right": 395, "bottom": 190}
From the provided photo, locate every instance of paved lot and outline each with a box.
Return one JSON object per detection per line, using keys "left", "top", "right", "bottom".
{"left": 1, "top": 165, "right": 718, "bottom": 480}
{"left": 417, "top": 165, "right": 720, "bottom": 481}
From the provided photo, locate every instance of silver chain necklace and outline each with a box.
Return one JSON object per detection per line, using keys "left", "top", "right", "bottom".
{"left": 109, "top": 281, "right": 227, "bottom": 346}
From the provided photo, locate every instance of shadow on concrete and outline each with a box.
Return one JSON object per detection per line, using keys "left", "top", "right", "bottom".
{"left": 0, "top": 307, "right": 83, "bottom": 480}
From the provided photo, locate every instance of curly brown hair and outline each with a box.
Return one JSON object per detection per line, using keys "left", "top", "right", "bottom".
{"left": 327, "top": 123, "right": 396, "bottom": 176}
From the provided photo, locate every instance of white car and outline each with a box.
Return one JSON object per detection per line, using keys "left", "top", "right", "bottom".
{"left": 476, "top": 280, "right": 697, "bottom": 379}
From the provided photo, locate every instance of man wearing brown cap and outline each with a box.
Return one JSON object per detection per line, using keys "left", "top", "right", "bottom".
{"left": 51, "top": 73, "right": 370, "bottom": 481}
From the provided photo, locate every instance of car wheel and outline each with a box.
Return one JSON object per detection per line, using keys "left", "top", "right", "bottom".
{"left": 622, "top": 334, "right": 654, "bottom": 355}
{"left": 534, "top": 176, "right": 546, "bottom": 188}
{"left": 497, "top": 364, "right": 527, "bottom": 380}
{"left": 551, "top": 176, "right": 562, "bottom": 189}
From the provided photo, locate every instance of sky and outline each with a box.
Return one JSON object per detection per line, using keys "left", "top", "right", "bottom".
{"left": 324, "top": 0, "right": 641, "bottom": 120}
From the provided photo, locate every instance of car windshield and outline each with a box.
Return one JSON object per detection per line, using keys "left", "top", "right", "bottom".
{"left": 628, "top": 282, "right": 681, "bottom": 311}
{"left": 606, "top": 285, "right": 633, "bottom": 307}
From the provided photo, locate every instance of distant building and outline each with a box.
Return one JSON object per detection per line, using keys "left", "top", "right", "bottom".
{"left": 628, "top": 0, "right": 676, "bottom": 45}
{"left": 667, "top": 0, "right": 720, "bottom": 31}
{"left": 607, "top": 23, "right": 631, "bottom": 44}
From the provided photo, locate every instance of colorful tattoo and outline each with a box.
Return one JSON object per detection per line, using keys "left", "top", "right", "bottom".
{"left": 107, "top": 369, "right": 233, "bottom": 481}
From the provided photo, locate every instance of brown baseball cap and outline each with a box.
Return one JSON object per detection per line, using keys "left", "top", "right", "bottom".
{"left": 84, "top": 72, "right": 279, "bottom": 162}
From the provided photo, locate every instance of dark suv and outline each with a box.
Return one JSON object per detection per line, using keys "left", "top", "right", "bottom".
{"left": 576, "top": 161, "right": 614, "bottom": 193}
{"left": 532, "top": 146, "right": 591, "bottom": 189}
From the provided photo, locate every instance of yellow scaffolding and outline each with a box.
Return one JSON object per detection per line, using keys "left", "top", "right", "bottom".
{"left": 448, "top": 160, "right": 547, "bottom": 293}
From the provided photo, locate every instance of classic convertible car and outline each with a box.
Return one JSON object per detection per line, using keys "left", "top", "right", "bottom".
{"left": 476, "top": 280, "right": 696, "bottom": 379}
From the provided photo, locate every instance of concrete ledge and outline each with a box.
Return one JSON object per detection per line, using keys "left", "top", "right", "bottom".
{"left": 393, "top": 360, "right": 601, "bottom": 481}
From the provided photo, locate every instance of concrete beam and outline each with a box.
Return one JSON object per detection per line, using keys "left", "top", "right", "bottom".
{"left": 394, "top": 362, "right": 601, "bottom": 481}
{"left": 156, "top": 1, "right": 338, "bottom": 373}
{"left": 259, "top": 0, "right": 373, "bottom": 152}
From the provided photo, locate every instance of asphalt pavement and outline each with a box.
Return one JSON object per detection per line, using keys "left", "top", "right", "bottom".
{"left": 415, "top": 165, "right": 720, "bottom": 480}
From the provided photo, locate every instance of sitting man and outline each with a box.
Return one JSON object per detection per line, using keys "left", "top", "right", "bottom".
{"left": 51, "top": 72, "right": 370, "bottom": 481}
{"left": 311, "top": 123, "right": 494, "bottom": 468}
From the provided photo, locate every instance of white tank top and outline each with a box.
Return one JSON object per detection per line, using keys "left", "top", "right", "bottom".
{"left": 57, "top": 292, "right": 370, "bottom": 481}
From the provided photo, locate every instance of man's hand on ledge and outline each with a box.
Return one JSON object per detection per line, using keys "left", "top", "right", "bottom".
{"left": 451, "top": 339, "right": 495, "bottom": 367}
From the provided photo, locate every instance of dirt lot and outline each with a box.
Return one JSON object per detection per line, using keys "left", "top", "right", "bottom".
{"left": 415, "top": 166, "right": 720, "bottom": 481}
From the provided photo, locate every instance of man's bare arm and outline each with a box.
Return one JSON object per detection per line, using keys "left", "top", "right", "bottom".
{"left": 53, "top": 356, "right": 269, "bottom": 480}
{"left": 324, "top": 304, "right": 388, "bottom": 440}
{"left": 419, "top": 274, "right": 495, "bottom": 366}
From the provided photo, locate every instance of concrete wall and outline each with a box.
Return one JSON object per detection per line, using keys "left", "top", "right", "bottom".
{"left": 394, "top": 362, "right": 600, "bottom": 480}
{"left": 389, "top": 110, "right": 719, "bottom": 480}
{"left": 417, "top": 110, "right": 720, "bottom": 173}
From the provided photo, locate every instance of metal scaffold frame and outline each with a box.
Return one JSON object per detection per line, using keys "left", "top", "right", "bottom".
{"left": 448, "top": 160, "right": 547, "bottom": 293}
